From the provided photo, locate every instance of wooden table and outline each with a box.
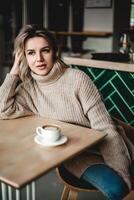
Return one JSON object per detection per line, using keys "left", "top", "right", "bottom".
{"left": 0, "top": 116, "right": 106, "bottom": 199}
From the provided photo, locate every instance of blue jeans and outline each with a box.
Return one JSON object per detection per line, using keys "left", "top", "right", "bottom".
{"left": 81, "top": 164, "right": 130, "bottom": 200}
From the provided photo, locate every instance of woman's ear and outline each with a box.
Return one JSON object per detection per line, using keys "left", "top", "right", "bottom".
{"left": 56, "top": 46, "right": 61, "bottom": 58}
{"left": 52, "top": 51, "right": 58, "bottom": 61}
{"left": 56, "top": 51, "right": 59, "bottom": 57}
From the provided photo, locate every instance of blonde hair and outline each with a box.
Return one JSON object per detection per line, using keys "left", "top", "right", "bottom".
{"left": 14, "top": 24, "right": 58, "bottom": 81}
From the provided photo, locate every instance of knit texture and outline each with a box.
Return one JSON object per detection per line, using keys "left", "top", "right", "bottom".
{"left": 0, "top": 58, "right": 133, "bottom": 180}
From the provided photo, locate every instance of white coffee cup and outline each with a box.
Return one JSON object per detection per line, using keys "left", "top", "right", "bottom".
{"left": 36, "top": 125, "right": 61, "bottom": 143}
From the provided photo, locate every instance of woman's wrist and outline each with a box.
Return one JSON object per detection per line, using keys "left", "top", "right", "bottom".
{"left": 10, "top": 65, "right": 19, "bottom": 75}
{"left": 122, "top": 175, "right": 132, "bottom": 191}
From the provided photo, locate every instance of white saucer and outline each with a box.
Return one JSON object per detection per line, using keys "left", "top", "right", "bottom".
{"left": 34, "top": 134, "right": 68, "bottom": 147}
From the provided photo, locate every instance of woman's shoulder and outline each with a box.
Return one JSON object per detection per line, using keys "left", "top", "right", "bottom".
{"left": 65, "top": 67, "right": 92, "bottom": 85}
{"left": 66, "top": 67, "right": 90, "bottom": 79}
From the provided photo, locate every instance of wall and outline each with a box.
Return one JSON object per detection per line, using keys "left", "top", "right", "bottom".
{"left": 82, "top": 0, "right": 131, "bottom": 53}
{"left": 83, "top": 7, "right": 113, "bottom": 52}
{"left": 0, "top": 15, "right": 6, "bottom": 85}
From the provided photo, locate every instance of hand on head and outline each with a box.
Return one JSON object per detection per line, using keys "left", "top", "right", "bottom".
{"left": 10, "top": 51, "right": 22, "bottom": 76}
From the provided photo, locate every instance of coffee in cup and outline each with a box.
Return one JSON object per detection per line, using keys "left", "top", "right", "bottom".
{"left": 36, "top": 125, "right": 61, "bottom": 143}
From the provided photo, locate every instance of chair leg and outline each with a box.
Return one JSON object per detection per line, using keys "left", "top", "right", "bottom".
{"left": 61, "top": 185, "right": 70, "bottom": 200}
{"left": 68, "top": 189, "right": 78, "bottom": 200}
{"left": 123, "top": 191, "right": 134, "bottom": 200}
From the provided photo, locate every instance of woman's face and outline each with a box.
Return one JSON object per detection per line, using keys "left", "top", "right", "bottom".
{"left": 25, "top": 36, "right": 54, "bottom": 76}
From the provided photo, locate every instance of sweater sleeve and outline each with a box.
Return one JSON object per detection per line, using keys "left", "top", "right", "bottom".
{"left": 0, "top": 73, "right": 36, "bottom": 119}
{"left": 77, "top": 72, "right": 131, "bottom": 179}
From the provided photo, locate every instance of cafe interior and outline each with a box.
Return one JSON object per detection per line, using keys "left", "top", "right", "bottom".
{"left": 0, "top": 0, "right": 134, "bottom": 200}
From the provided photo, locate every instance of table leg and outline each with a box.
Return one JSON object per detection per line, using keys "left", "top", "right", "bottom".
{"left": 15, "top": 189, "right": 21, "bottom": 200}
{"left": 8, "top": 186, "right": 12, "bottom": 200}
{"left": 31, "top": 182, "right": 36, "bottom": 200}
{"left": 1, "top": 182, "right": 7, "bottom": 200}
{"left": 26, "top": 184, "right": 30, "bottom": 200}
{"left": 26, "top": 182, "right": 36, "bottom": 200}
{"left": 1, "top": 182, "right": 36, "bottom": 200}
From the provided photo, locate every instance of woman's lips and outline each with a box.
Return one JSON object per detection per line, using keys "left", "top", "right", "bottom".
{"left": 36, "top": 64, "right": 47, "bottom": 70}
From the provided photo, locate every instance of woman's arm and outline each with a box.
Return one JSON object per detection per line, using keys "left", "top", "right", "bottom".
{"left": 0, "top": 74, "right": 34, "bottom": 119}
{"left": 113, "top": 117, "right": 134, "bottom": 145}
{"left": 10, "top": 50, "right": 21, "bottom": 76}
{"left": 0, "top": 52, "right": 36, "bottom": 119}
{"left": 78, "top": 72, "right": 132, "bottom": 190}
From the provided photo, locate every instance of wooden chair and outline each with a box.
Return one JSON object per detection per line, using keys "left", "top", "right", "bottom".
{"left": 56, "top": 119, "right": 134, "bottom": 200}
{"left": 56, "top": 165, "right": 98, "bottom": 200}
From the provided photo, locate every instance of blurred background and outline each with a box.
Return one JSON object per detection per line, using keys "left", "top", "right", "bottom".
{"left": 0, "top": 1, "right": 134, "bottom": 199}
{"left": 0, "top": 0, "right": 134, "bottom": 84}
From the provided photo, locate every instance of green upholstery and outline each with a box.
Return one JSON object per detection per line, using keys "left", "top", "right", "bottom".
{"left": 71, "top": 65, "right": 134, "bottom": 126}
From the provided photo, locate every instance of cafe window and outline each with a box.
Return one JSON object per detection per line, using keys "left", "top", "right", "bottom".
{"left": 130, "top": 0, "right": 134, "bottom": 27}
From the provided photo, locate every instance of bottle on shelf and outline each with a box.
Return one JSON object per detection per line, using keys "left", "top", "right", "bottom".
{"left": 119, "top": 33, "right": 130, "bottom": 54}
{"left": 119, "top": 33, "right": 134, "bottom": 62}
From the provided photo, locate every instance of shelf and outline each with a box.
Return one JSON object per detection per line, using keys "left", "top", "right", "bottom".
{"left": 51, "top": 31, "right": 113, "bottom": 37}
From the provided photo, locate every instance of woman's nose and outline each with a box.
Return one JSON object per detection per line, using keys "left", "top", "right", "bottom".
{"left": 36, "top": 53, "right": 44, "bottom": 62}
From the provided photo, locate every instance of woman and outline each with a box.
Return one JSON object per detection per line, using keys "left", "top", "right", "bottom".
{"left": 0, "top": 24, "right": 133, "bottom": 200}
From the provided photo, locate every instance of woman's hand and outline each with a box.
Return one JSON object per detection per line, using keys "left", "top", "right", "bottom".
{"left": 123, "top": 176, "right": 132, "bottom": 191}
{"left": 10, "top": 51, "right": 22, "bottom": 76}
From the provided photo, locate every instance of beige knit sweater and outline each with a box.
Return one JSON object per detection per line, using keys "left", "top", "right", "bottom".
{"left": 0, "top": 59, "right": 133, "bottom": 180}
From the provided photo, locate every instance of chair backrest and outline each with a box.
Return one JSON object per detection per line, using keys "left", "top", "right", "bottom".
{"left": 64, "top": 57, "right": 134, "bottom": 127}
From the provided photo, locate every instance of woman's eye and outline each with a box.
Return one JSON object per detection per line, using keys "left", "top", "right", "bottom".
{"left": 42, "top": 48, "right": 50, "bottom": 53}
{"left": 27, "top": 51, "right": 35, "bottom": 55}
